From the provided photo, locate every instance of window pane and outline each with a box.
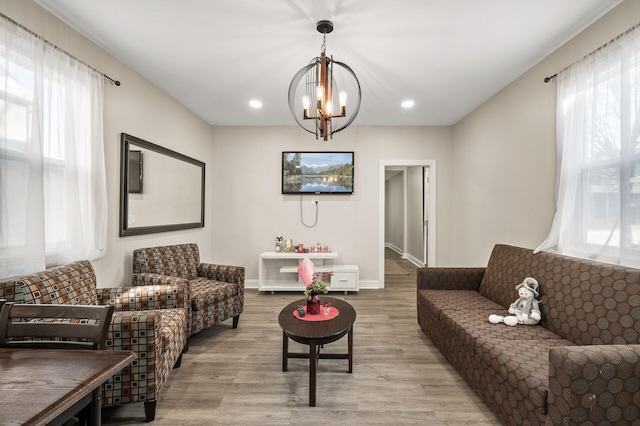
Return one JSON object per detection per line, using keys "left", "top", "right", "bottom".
{"left": 0, "top": 100, "right": 30, "bottom": 145}
{"left": 43, "top": 162, "right": 65, "bottom": 251}
{"left": 627, "top": 57, "right": 640, "bottom": 155}
{"left": 627, "top": 163, "right": 640, "bottom": 249}
{"left": 0, "top": 158, "right": 28, "bottom": 247}
{"left": 585, "top": 76, "right": 621, "bottom": 164}
{"left": 583, "top": 167, "right": 620, "bottom": 246}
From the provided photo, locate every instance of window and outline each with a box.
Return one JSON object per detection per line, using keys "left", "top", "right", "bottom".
{"left": 0, "top": 17, "right": 107, "bottom": 278}
{"left": 537, "top": 25, "right": 640, "bottom": 266}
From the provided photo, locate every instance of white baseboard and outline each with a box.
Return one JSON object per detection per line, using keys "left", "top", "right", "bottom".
{"left": 385, "top": 243, "right": 403, "bottom": 254}
{"left": 245, "top": 279, "right": 259, "bottom": 289}
{"left": 404, "top": 253, "right": 425, "bottom": 268}
{"left": 358, "top": 279, "right": 380, "bottom": 289}
{"left": 386, "top": 243, "right": 424, "bottom": 268}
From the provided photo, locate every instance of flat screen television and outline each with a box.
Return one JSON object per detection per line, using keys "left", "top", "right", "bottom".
{"left": 282, "top": 151, "right": 354, "bottom": 195}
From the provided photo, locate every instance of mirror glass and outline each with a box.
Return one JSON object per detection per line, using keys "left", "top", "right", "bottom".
{"left": 119, "top": 133, "right": 205, "bottom": 236}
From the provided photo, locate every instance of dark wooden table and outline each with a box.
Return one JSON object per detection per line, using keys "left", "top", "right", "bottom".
{"left": 0, "top": 348, "right": 135, "bottom": 426}
{"left": 278, "top": 297, "right": 356, "bottom": 406}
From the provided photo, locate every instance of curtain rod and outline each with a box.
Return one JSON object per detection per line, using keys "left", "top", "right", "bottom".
{"left": 0, "top": 12, "right": 120, "bottom": 86}
{"left": 544, "top": 20, "right": 640, "bottom": 83}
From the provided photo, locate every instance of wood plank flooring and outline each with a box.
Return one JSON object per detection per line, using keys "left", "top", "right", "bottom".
{"left": 103, "top": 252, "right": 501, "bottom": 425}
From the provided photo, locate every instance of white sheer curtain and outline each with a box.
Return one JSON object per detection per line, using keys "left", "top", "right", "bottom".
{"left": 536, "top": 24, "right": 640, "bottom": 267}
{"left": 0, "top": 17, "right": 108, "bottom": 279}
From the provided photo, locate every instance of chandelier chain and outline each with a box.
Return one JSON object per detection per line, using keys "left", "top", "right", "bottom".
{"left": 321, "top": 33, "right": 327, "bottom": 54}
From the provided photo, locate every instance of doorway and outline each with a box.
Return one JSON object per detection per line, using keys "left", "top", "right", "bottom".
{"left": 378, "top": 160, "right": 436, "bottom": 288}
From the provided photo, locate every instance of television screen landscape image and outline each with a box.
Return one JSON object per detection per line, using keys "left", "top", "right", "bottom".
{"left": 282, "top": 151, "right": 354, "bottom": 194}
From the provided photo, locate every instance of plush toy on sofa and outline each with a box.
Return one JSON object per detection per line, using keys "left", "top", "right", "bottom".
{"left": 489, "top": 277, "right": 541, "bottom": 326}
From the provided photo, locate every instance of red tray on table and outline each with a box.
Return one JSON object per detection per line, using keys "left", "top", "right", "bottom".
{"left": 293, "top": 306, "right": 340, "bottom": 321}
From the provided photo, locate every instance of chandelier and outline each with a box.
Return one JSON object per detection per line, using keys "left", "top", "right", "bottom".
{"left": 288, "top": 20, "right": 361, "bottom": 141}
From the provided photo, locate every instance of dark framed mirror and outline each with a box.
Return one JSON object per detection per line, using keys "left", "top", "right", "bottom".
{"left": 119, "top": 133, "right": 205, "bottom": 237}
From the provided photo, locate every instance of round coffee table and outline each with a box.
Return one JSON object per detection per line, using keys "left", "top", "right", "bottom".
{"left": 278, "top": 297, "right": 356, "bottom": 407}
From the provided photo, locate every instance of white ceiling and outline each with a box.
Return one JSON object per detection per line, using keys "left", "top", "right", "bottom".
{"left": 35, "top": 0, "right": 622, "bottom": 127}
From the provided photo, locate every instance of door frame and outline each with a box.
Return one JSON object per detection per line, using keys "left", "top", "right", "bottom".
{"left": 378, "top": 160, "right": 437, "bottom": 288}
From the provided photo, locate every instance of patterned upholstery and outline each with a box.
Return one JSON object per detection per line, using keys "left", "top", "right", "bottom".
{"left": 0, "top": 261, "right": 189, "bottom": 422}
{"left": 132, "top": 243, "right": 245, "bottom": 336}
{"left": 548, "top": 345, "right": 640, "bottom": 425}
{"left": 417, "top": 244, "right": 640, "bottom": 426}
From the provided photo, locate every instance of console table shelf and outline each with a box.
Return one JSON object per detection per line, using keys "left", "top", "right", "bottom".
{"left": 258, "top": 252, "right": 358, "bottom": 294}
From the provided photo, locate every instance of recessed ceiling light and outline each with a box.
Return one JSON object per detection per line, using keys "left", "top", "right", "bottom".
{"left": 249, "top": 100, "right": 262, "bottom": 109}
{"left": 401, "top": 100, "right": 415, "bottom": 109}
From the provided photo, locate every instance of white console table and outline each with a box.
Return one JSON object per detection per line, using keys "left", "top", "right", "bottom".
{"left": 258, "top": 251, "right": 359, "bottom": 294}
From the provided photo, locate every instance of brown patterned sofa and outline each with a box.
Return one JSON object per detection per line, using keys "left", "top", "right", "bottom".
{"left": 0, "top": 260, "right": 189, "bottom": 422}
{"left": 132, "top": 243, "right": 244, "bottom": 336}
{"left": 417, "top": 244, "right": 640, "bottom": 426}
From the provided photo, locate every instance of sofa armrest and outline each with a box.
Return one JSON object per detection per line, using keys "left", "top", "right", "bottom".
{"left": 547, "top": 345, "right": 640, "bottom": 425}
{"left": 198, "top": 263, "right": 245, "bottom": 284}
{"left": 104, "top": 310, "right": 164, "bottom": 405}
{"left": 96, "top": 284, "right": 190, "bottom": 311}
{"left": 108, "top": 310, "right": 163, "bottom": 349}
{"left": 417, "top": 267, "right": 485, "bottom": 291}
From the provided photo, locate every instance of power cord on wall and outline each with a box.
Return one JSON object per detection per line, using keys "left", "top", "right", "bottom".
{"left": 300, "top": 195, "right": 319, "bottom": 228}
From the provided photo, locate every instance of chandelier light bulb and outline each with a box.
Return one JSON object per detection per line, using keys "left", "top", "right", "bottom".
{"left": 339, "top": 91, "right": 347, "bottom": 115}
{"left": 326, "top": 100, "right": 333, "bottom": 115}
{"left": 316, "top": 85, "right": 324, "bottom": 102}
{"left": 302, "top": 95, "right": 310, "bottom": 118}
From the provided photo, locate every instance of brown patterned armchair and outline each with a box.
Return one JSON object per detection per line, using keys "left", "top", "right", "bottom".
{"left": 132, "top": 243, "right": 244, "bottom": 336}
{"left": 0, "top": 260, "right": 188, "bottom": 422}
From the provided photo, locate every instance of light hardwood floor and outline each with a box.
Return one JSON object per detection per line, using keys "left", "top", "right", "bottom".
{"left": 103, "top": 252, "right": 501, "bottom": 425}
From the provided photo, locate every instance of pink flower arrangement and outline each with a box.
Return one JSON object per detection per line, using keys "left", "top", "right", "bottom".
{"left": 297, "top": 257, "right": 332, "bottom": 296}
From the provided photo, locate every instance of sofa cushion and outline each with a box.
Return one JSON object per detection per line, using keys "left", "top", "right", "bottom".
{"left": 474, "top": 337, "right": 575, "bottom": 420}
{"left": 420, "top": 289, "right": 503, "bottom": 317}
{"left": 98, "top": 285, "right": 187, "bottom": 311}
{"left": 476, "top": 244, "right": 640, "bottom": 346}
{"left": 189, "top": 279, "right": 239, "bottom": 311}
{"left": 449, "top": 313, "right": 566, "bottom": 343}
{"left": 477, "top": 244, "right": 538, "bottom": 309}
{"left": 421, "top": 289, "right": 562, "bottom": 341}
{"left": 133, "top": 244, "right": 200, "bottom": 280}
{"left": 534, "top": 250, "right": 640, "bottom": 345}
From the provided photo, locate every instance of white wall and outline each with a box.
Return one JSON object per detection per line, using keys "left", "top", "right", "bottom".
{"left": 3, "top": 0, "right": 216, "bottom": 287}
{"left": 451, "top": 0, "right": 640, "bottom": 266}
{"left": 10, "top": 0, "right": 633, "bottom": 284}
{"left": 407, "top": 166, "right": 424, "bottom": 263}
{"left": 1, "top": 0, "right": 455, "bottom": 287}
{"left": 210, "top": 126, "right": 454, "bottom": 287}
{"left": 385, "top": 173, "right": 404, "bottom": 251}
